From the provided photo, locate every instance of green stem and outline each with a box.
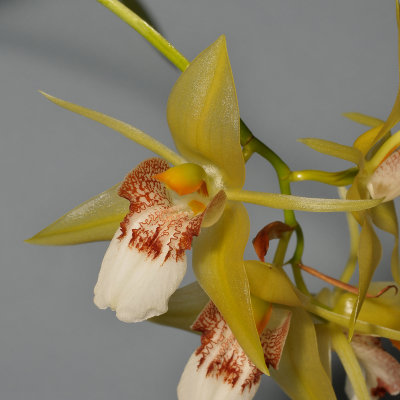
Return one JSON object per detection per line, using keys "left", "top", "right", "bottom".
{"left": 241, "top": 125, "right": 309, "bottom": 294}
{"left": 98, "top": 0, "right": 189, "bottom": 72}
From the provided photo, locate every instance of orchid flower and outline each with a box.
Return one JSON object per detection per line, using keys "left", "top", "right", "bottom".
{"left": 27, "top": 34, "right": 379, "bottom": 373}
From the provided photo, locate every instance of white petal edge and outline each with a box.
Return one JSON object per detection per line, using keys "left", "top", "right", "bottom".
{"left": 94, "top": 209, "right": 187, "bottom": 322}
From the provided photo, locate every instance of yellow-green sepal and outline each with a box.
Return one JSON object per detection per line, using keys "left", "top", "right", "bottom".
{"left": 371, "top": 201, "right": 400, "bottom": 283}
{"left": 330, "top": 326, "right": 370, "bottom": 400}
{"left": 270, "top": 307, "right": 336, "bottom": 400}
{"left": 348, "top": 216, "right": 382, "bottom": 339}
{"left": 26, "top": 184, "right": 128, "bottom": 245}
{"left": 192, "top": 202, "right": 268, "bottom": 374}
{"left": 245, "top": 260, "right": 302, "bottom": 307}
{"left": 342, "top": 112, "right": 384, "bottom": 128}
{"left": 150, "top": 282, "right": 209, "bottom": 333}
{"left": 40, "top": 91, "right": 184, "bottom": 166}
{"left": 167, "top": 35, "right": 245, "bottom": 190}
{"left": 298, "top": 138, "right": 361, "bottom": 165}
{"left": 352, "top": 124, "right": 385, "bottom": 156}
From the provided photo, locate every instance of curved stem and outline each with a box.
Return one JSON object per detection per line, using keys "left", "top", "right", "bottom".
{"left": 241, "top": 125, "right": 308, "bottom": 293}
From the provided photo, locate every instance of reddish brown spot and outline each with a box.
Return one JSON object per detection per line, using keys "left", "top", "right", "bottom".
{"left": 371, "top": 379, "right": 388, "bottom": 398}
{"left": 252, "top": 221, "right": 294, "bottom": 262}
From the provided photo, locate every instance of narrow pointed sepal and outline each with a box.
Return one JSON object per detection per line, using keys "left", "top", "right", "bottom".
{"left": 26, "top": 183, "right": 128, "bottom": 245}
{"left": 343, "top": 112, "right": 384, "bottom": 128}
{"left": 39, "top": 91, "right": 184, "bottom": 166}
{"left": 349, "top": 217, "right": 382, "bottom": 339}
{"left": 298, "top": 137, "right": 362, "bottom": 164}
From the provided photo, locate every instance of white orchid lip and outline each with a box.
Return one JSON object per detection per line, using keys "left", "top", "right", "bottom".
{"left": 93, "top": 158, "right": 226, "bottom": 323}
{"left": 177, "top": 302, "right": 291, "bottom": 400}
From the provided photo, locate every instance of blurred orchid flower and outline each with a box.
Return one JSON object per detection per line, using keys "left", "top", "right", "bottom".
{"left": 308, "top": 283, "right": 400, "bottom": 400}
{"left": 345, "top": 334, "right": 400, "bottom": 400}
{"left": 298, "top": 1, "right": 400, "bottom": 335}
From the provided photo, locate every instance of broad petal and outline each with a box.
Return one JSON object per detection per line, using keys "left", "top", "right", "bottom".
{"left": 192, "top": 202, "right": 268, "bottom": 374}
{"left": 245, "top": 261, "right": 301, "bottom": 307}
{"left": 349, "top": 335, "right": 400, "bottom": 399}
{"left": 177, "top": 302, "right": 262, "bottom": 400}
{"left": 26, "top": 183, "right": 128, "bottom": 245}
{"left": 367, "top": 149, "right": 400, "bottom": 201}
{"left": 167, "top": 36, "right": 245, "bottom": 190}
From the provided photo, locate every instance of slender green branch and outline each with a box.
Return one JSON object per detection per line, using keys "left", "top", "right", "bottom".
{"left": 98, "top": 0, "right": 189, "bottom": 71}
{"left": 241, "top": 126, "right": 309, "bottom": 293}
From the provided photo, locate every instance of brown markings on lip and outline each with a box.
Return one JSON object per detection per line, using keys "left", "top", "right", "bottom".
{"left": 192, "top": 302, "right": 262, "bottom": 393}
{"left": 260, "top": 313, "right": 291, "bottom": 369}
{"left": 117, "top": 158, "right": 205, "bottom": 263}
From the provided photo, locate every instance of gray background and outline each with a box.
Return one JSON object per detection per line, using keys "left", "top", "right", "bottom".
{"left": 1, "top": 0, "right": 399, "bottom": 399}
